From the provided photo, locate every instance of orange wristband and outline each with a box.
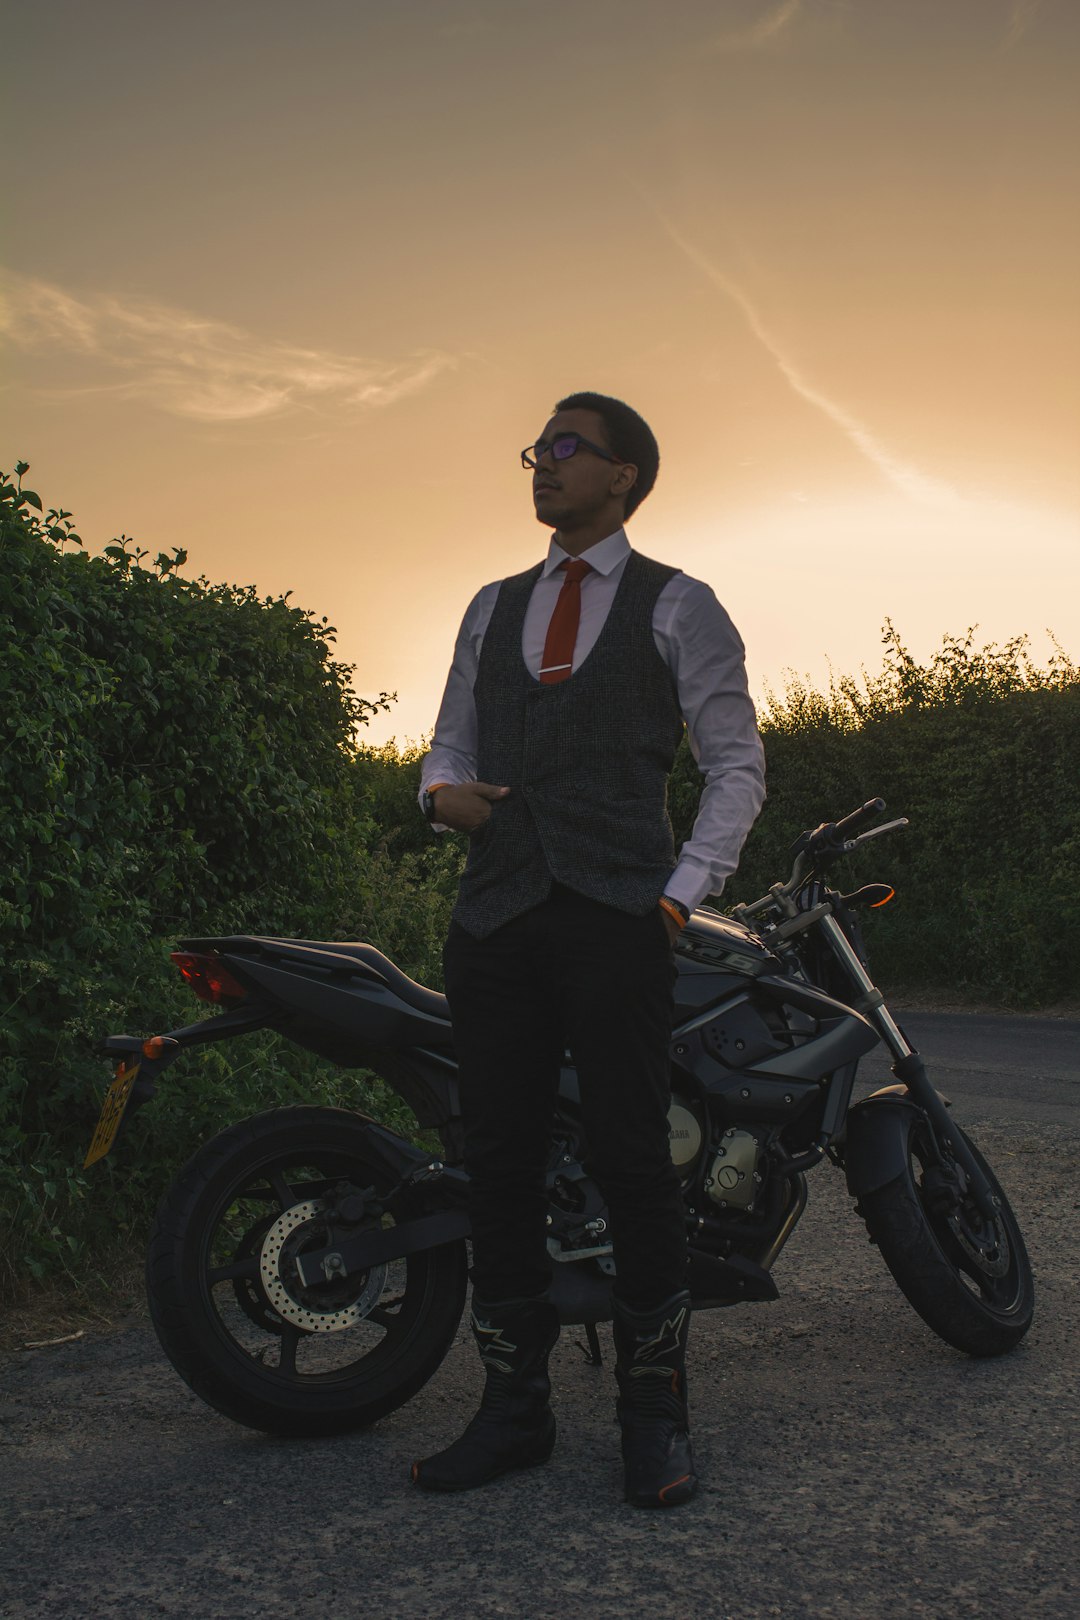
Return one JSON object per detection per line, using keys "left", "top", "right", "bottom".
{"left": 658, "top": 896, "right": 689, "bottom": 930}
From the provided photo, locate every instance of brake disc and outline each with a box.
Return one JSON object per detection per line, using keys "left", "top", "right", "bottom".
{"left": 258, "top": 1200, "right": 389, "bottom": 1333}
{"left": 947, "top": 1209, "right": 1011, "bottom": 1278}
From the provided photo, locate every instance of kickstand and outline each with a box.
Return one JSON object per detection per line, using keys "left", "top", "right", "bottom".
{"left": 577, "top": 1323, "right": 603, "bottom": 1366}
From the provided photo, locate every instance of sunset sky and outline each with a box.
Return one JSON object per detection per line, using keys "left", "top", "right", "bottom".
{"left": 3, "top": 0, "right": 1077, "bottom": 748}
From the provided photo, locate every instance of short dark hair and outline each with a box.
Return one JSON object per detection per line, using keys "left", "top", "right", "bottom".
{"left": 554, "top": 391, "right": 659, "bottom": 520}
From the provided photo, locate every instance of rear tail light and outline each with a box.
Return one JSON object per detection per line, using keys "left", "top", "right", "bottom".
{"left": 170, "top": 952, "right": 249, "bottom": 1006}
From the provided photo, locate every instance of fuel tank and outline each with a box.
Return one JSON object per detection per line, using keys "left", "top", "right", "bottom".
{"left": 673, "top": 908, "right": 781, "bottom": 1020}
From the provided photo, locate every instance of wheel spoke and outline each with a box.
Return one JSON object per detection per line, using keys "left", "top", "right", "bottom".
{"left": 277, "top": 1326, "right": 301, "bottom": 1375}
{"left": 953, "top": 1242, "right": 1014, "bottom": 1307}
{"left": 364, "top": 1299, "right": 403, "bottom": 1329}
{"left": 208, "top": 1256, "right": 260, "bottom": 1284}
{"left": 950, "top": 1247, "right": 993, "bottom": 1297}
{"left": 269, "top": 1169, "right": 298, "bottom": 1209}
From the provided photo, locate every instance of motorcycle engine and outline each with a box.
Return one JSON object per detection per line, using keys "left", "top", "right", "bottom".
{"left": 667, "top": 1095, "right": 704, "bottom": 1185}
{"left": 704, "top": 1128, "right": 762, "bottom": 1212}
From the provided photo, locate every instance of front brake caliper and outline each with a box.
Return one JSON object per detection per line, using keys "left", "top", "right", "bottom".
{"left": 922, "top": 1161, "right": 966, "bottom": 1214}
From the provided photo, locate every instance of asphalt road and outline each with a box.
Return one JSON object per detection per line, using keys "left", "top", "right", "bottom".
{"left": 2, "top": 1012, "right": 1077, "bottom": 1620}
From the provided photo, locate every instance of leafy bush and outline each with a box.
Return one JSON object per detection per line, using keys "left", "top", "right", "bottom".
{"left": 671, "top": 622, "right": 1080, "bottom": 1003}
{"left": 0, "top": 464, "right": 452, "bottom": 1298}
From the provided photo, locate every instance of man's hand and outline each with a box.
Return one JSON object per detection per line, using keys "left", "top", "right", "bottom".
{"left": 660, "top": 907, "right": 682, "bottom": 947}
{"left": 432, "top": 782, "right": 510, "bottom": 833}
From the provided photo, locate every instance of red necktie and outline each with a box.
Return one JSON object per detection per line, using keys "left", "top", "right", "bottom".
{"left": 539, "top": 559, "right": 592, "bottom": 684}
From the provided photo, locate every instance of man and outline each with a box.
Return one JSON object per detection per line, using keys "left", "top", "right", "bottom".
{"left": 411, "top": 391, "right": 765, "bottom": 1506}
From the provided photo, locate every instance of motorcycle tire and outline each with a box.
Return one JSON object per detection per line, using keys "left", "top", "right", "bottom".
{"left": 146, "top": 1105, "right": 468, "bottom": 1436}
{"left": 858, "top": 1113, "right": 1033, "bottom": 1356}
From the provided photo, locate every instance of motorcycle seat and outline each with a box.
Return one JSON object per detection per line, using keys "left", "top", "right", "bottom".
{"left": 314, "top": 940, "right": 450, "bottom": 1023}
{"left": 207, "top": 935, "right": 452, "bottom": 1023}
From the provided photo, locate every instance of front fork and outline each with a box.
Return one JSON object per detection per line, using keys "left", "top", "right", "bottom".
{"left": 819, "top": 914, "right": 998, "bottom": 1221}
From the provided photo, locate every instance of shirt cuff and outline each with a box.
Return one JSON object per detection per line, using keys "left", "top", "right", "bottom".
{"left": 663, "top": 858, "right": 722, "bottom": 919}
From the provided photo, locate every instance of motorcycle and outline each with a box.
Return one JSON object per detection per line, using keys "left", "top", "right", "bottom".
{"left": 85, "top": 797, "right": 1034, "bottom": 1436}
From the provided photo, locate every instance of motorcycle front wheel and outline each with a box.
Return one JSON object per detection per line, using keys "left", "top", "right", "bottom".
{"left": 858, "top": 1114, "right": 1034, "bottom": 1356}
{"left": 147, "top": 1106, "right": 468, "bottom": 1436}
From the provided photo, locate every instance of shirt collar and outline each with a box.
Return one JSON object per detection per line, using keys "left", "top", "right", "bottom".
{"left": 541, "top": 528, "right": 630, "bottom": 579}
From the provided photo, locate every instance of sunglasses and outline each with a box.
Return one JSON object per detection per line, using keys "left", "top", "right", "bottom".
{"left": 520, "top": 433, "right": 624, "bottom": 470}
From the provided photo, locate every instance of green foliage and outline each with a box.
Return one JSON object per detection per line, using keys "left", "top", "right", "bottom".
{"left": 0, "top": 463, "right": 450, "bottom": 1299}
{"left": 671, "top": 621, "right": 1080, "bottom": 1003}
{"left": 350, "top": 739, "right": 464, "bottom": 985}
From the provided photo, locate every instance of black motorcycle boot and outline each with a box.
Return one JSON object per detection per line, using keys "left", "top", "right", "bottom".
{"left": 410, "top": 1296, "right": 560, "bottom": 1492}
{"left": 612, "top": 1289, "right": 697, "bottom": 1508}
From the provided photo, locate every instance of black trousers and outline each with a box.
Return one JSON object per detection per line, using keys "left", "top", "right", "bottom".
{"left": 443, "top": 884, "right": 688, "bottom": 1309}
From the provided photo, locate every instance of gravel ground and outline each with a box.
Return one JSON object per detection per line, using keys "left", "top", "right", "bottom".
{"left": 1, "top": 1021, "right": 1077, "bottom": 1620}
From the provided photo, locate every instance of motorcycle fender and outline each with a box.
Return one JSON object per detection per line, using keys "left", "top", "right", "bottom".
{"left": 842, "top": 1088, "right": 949, "bottom": 1199}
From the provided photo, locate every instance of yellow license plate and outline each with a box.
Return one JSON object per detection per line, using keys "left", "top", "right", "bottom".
{"left": 84, "top": 1060, "right": 141, "bottom": 1167}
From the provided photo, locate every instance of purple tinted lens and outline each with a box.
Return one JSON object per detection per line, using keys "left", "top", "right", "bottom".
{"left": 551, "top": 436, "right": 579, "bottom": 460}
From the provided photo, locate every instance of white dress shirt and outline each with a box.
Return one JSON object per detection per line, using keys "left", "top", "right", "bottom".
{"left": 420, "top": 529, "right": 766, "bottom": 914}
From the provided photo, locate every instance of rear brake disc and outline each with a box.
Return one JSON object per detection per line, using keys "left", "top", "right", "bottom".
{"left": 258, "top": 1200, "right": 389, "bottom": 1332}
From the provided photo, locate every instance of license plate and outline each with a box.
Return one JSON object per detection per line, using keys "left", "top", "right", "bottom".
{"left": 84, "top": 1060, "right": 141, "bottom": 1167}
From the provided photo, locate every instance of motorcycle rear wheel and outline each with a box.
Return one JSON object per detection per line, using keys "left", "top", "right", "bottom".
{"left": 858, "top": 1114, "right": 1033, "bottom": 1356}
{"left": 147, "top": 1106, "right": 468, "bottom": 1436}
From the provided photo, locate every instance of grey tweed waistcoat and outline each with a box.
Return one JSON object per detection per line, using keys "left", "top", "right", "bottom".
{"left": 452, "top": 550, "right": 684, "bottom": 939}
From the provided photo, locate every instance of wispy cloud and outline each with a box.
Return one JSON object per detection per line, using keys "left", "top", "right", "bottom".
{"left": 0, "top": 270, "right": 455, "bottom": 423}
{"left": 1002, "top": 0, "right": 1043, "bottom": 50}
{"left": 652, "top": 211, "right": 961, "bottom": 508}
{"left": 706, "top": 0, "right": 802, "bottom": 53}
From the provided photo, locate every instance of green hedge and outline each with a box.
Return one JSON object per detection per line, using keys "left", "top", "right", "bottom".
{"left": 0, "top": 466, "right": 459, "bottom": 1298}
{"left": 790, "top": 630, "right": 1078, "bottom": 1003}
{"left": 670, "top": 624, "right": 1080, "bottom": 1004}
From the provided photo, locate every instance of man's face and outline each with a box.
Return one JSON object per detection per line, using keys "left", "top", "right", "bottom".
{"left": 529, "top": 408, "right": 636, "bottom": 531}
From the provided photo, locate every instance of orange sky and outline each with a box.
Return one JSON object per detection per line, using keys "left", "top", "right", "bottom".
{"left": 3, "top": 0, "right": 1077, "bottom": 747}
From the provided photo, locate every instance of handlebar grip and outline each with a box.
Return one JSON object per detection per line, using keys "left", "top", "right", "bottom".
{"left": 834, "top": 797, "right": 885, "bottom": 840}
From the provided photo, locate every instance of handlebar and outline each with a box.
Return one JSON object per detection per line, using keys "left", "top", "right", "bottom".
{"left": 733, "top": 798, "right": 906, "bottom": 927}
{"left": 834, "top": 797, "right": 886, "bottom": 840}
{"left": 790, "top": 797, "right": 886, "bottom": 863}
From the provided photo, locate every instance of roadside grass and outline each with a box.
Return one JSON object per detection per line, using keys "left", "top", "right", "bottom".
{"left": 0, "top": 1242, "right": 147, "bottom": 1355}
